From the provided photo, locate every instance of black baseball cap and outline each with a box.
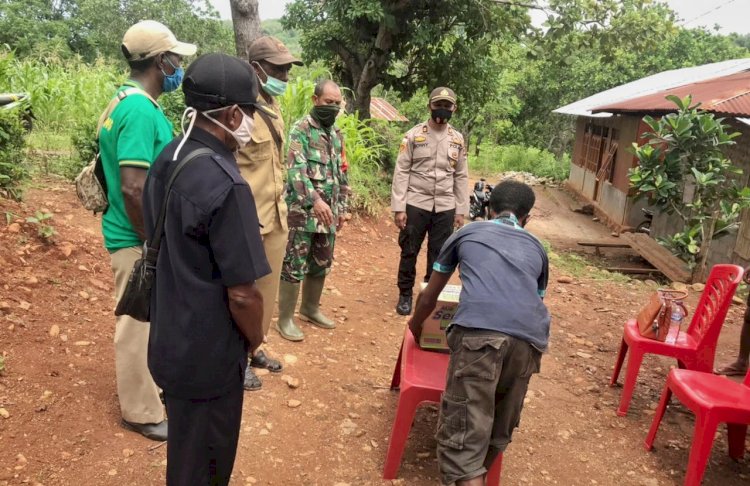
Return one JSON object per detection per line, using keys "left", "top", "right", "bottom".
{"left": 182, "top": 53, "right": 275, "bottom": 116}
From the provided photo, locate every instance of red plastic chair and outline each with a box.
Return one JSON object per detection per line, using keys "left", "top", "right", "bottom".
{"left": 644, "top": 367, "right": 750, "bottom": 485}
{"left": 610, "top": 264, "right": 743, "bottom": 416}
{"left": 383, "top": 327, "right": 503, "bottom": 485}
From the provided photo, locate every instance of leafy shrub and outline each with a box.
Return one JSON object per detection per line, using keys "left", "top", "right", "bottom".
{"left": 337, "top": 114, "right": 391, "bottom": 215}
{"left": 0, "top": 107, "right": 29, "bottom": 199}
{"left": 69, "top": 117, "right": 98, "bottom": 180}
{"left": 469, "top": 143, "right": 570, "bottom": 181}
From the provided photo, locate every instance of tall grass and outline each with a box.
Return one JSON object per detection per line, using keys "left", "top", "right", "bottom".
{"left": 337, "top": 115, "right": 391, "bottom": 215}
{"left": 0, "top": 52, "right": 121, "bottom": 133}
{"left": 469, "top": 143, "right": 571, "bottom": 181}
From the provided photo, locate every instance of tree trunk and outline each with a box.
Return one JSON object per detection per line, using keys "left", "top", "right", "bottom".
{"left": 475, "top": 135, "right": 483, "bottom": 157}
{"left": 230, "top": 0, "right": 261, "bottom": 60}
{"left": 352, "top": 88, "right": 371, "bottom": 119}
{"left": 693, "top": 216, "right": 717, "bottom": 283}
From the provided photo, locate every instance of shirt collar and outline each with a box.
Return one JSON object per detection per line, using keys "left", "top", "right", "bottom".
{"left": 492, "top": 213, "right": 523, "bottom": 230}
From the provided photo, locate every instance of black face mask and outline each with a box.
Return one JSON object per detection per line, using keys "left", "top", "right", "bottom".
{"left": 431, "top": 108, "right": 453, "bottom": 124}
{"left": 311, "top": 104, "right": 340, "bottom": 128}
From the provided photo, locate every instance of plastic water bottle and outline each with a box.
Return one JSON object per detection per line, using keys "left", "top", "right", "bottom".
{"left": 666, "top": 303, "right": 686, "bottom": 344}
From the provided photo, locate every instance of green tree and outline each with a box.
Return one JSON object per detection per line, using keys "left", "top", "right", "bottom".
{"left": 507, "top": 0, "right": 749, "bottom": 155}
{"left": 0, "top": 0, "right": 233, "bottom": 61}
{"left": 629, "top": 96, "right": 750, "bottom": 279}
{"left": 0, "top": 0, "right": 75, "bottom": 57}
{"left": 283, "top": 0, "right": 529, "bottom": 119}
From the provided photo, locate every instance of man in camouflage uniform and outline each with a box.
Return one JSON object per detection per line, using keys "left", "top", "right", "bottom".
{"left": 278, "top": 79, "right": 349, "bottom": 341}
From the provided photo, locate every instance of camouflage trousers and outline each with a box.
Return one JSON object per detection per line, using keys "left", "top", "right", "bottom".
{"left": 281, "top": 230, "right": 336, "bottom": 283}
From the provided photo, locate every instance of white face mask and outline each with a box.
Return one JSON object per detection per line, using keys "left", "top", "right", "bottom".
{"left": 204, "top": 105, "right": 255, "bottom": 148}
{"left": 172, "top": 105, "right": 255, "bottom": 161}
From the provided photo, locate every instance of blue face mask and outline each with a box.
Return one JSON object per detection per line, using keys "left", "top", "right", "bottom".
{"left": 161, "top": 55, "right": 184, "bottom": 93}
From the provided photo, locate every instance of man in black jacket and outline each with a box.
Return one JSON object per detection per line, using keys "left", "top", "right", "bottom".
{"left": 143, "top": 53, "right": 271, "bottom": 486}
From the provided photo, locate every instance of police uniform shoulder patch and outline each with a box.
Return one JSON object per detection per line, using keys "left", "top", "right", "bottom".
{"left": 399, "top": 139, "right": 407, "bottom": 154}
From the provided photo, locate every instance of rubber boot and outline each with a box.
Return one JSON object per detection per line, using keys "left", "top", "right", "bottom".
{"left": 299, "top": 275, "right": 336, "bottom": 329}
{"left": 276, "top": 280, "right": 304, "bottom": 342}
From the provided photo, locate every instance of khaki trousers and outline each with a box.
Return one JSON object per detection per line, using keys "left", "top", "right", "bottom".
{"left": 110, "top": 246, "right": 165, "bottom": 424}
{"left": 257, "top": 217, "right": 289, "bottom": 336}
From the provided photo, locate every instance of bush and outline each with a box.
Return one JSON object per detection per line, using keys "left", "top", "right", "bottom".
{"left": 337, "top": 114, "right": 391, "bottom": 215}
{"left": 0, "top": 107, "right": 29, "bottom": 199}
{"left": 69, "top": 117, "right": 98, "bottom": 180}
{"left": 469, "top": 143, "right": 571, "bottom": 181}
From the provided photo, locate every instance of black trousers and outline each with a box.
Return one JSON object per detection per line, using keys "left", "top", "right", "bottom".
{"left": 397, "top": 204, "right": 455, "bottom": 295}
{"left": 164, "top": 385, "right": 244, "bottom": 486}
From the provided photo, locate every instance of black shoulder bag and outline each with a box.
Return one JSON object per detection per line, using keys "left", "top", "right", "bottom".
{"left": 115, "top": 148, "right": 214, "bottom": 322}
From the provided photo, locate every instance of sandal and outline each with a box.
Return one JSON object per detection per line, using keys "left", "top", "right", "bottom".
{"left": 243, "top": 367, "right": 263, "bottom": 391}
{"left": 250, "top": 350, "right": 284, "bottom": 373}
{"left": 714, "top": 362, "right": 748, "bottom": 376}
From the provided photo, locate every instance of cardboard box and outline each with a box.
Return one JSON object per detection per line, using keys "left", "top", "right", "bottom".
{"left": 419, "top": 283, "right": 461, "bottom": 351}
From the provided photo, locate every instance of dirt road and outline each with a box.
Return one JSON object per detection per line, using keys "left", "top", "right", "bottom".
{"left": 0, "top": 180, "right": 747, "bottom": 485}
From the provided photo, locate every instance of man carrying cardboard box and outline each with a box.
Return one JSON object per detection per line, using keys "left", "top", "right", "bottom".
{"left": 408, "top": 180, "right": 550, "bottom": 486}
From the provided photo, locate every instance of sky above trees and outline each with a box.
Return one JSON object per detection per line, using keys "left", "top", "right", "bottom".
{"left": 209, "top": 0, "right": 750, "bottom": 35}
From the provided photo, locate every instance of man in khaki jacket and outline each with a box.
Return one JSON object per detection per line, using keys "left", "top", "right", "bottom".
{"left": 236, "top": 36, "right": 302, "bottom": 390}
{"left": 391, "top": 87, "right": 469, "bottom": 316}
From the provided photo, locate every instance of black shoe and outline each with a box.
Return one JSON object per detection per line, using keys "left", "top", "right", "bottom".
{"left": 121, "top": 419, "right": 168, "bottom": 441}
{"left": 250, "top": 350, "right": 283, "bottom": 373}
{"left": 243, "top": 366, "right": 263, "bottom": 391}
{"left": 396, "top": 294, "right": 412, "bottom": 316}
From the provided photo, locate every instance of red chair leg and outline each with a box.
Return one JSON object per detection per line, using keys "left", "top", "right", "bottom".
{"left": 644, "top": 382, "right": 672, "bottom": 450}
{"left": 684, "top": 415, "right": 719, "bottom": 486}
{"left": 727, "top": 423, "right": 748, "bottom": 460}
{"left": 610, "top": 339, "right": 628, "bottom": 386}
{"left": 390, "top": 342, "right": 404, "bottom": 390}
{"left": 383, "top": 388, "right": 421, "bottom": 479}
{"left": 486, "top": 452, "right": 503, "bottom": 486}
{"left": 617, "top": 349, "right": 644, "bottom": 416}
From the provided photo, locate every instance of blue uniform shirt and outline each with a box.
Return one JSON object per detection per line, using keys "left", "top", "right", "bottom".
{"left": 433, "top": 216, "right": 551, "bottom": 351}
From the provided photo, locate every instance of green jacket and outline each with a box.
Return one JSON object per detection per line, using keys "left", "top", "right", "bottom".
{"left": 285, "top": 115, "right": 349, "bottom": 233}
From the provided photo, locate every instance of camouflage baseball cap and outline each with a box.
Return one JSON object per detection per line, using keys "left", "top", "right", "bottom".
{"left": 247, "top": 36, "right": 303, "bottom": 66}
{"left": 430, "top": 87, "right": 457, "bottom": 104}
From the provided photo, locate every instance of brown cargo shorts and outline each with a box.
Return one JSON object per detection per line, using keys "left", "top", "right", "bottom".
{"left": 436, "top": 325, "right": 542, "bottom": 485}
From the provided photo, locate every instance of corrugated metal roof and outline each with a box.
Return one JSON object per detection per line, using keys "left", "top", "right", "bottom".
{"left": 370, "top": 97, "right": 408, "bottom": 122}
{"left": 591, "top": 71, "right": 750, "bottom": 117}
{"left": 553, "top": 58, "right": 750, "bottom": 118}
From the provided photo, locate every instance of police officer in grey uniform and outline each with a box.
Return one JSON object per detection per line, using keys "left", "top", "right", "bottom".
{"left": 391, "top": 87, "right": 469, "bottom": 315}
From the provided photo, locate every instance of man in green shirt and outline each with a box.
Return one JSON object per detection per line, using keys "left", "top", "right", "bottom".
{"left": 99, "top": 20, "right": 195, "bottom": 441}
